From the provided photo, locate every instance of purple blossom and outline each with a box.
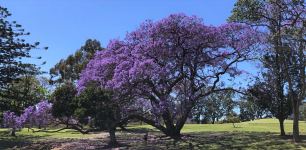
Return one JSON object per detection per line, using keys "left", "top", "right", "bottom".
{"left": 77, "top": 14, "right": 261, "bottom": 134}
{"left": 33, "top": 100, "right": 53, "bottom": 128}
{"left": 3, "top": 100, "right": 53, "bottom": 130}
{"left": 3, "top": 111, "right": 22, "bottom": 129}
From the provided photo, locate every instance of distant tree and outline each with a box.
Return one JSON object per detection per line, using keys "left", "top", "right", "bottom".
{"left": 51, "top": 82, "right": 77, "bottom": 126}
{"left": 0, "top": 6, "right": 44, "bottom": 90}
{"left": 239, "top": 95, "right": 269, "bottom": 121}
{"left": 239, "top": 100, "right": 254, "bottom": 121}
{"left": 3, "top": 100, "right": 53, "bottom": 136}
{"left": 191, "top": 102, "right": 204, "bottom": 124}
{"left": 249, "top": 80, "right": 292, "bottom": 136}
{"left": 203, "top": 94, "right": 224, "bottom": 124}
{"left": 2, "top": 111, "right": 21, "bottom": 136}
{"left": 229, "top": 0, "right": 305, "bottom": 142}
{"left": 226, "top": 112, "right": 240, "bottom": 128}
{"left": 50, "top": 39, "right": 103, "bottom": 84}
{"left": 0, "top": 76, "right": 48, "bottom": 114}
{"left": 301, "top": 108, "right": 306, "bottom": 121}
{"left": 193, "top": 91, "right": 235, "bottom": 124}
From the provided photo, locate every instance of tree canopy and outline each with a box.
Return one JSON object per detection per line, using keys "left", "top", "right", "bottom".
{"left": 0, "top": 6, "right": 44, "bottom": 90}
{"left": 78, "top": 13, "right": 261, "bottom": 139}
{"left": 50, "top": 39, "right": 103, "bottom": 84}
{"left": 229, "top": 0, "right": 305, "bottom": 141}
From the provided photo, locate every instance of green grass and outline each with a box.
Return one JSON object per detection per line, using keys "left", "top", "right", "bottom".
{"left": 0, "top": 128, "right": 95, "bottom": 139}
{"left": 129, "top": 118, "right": 306, "bottom": 134}
{"left": 2, "top": 118, "right": 305, "bottom": 139}
{"left": 0, "top": 118, "right": 306, "bottom": 149}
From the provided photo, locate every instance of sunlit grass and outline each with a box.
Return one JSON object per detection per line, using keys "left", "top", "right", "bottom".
{"left": 129, "top": 118, "right": 306, "bottom": 134}
{"left": 0, "top": 128, "right": 98, "bottom": 139}
{"left": 0, "top": 118, "right": 306, "bottom": 149}
{"left": 1, "top": 118, "right": 305, "bottom": 139}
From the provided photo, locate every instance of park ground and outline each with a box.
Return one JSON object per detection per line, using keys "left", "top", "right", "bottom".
{"left": 0, "top": 119, "right": 306, "bottom": 150}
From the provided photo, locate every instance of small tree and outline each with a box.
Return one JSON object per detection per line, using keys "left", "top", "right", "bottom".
{"left": 239, "top": 94, "right": 269, "bottom": 121}
{"left": 76, "top": 83, "right": 124, "bottom": 146}
{"left": 3, "top": 100, "right": 53, "bottom": 136}
{"left": 2, "top": 111, "right": 21, "bottom": 136}
{"left": 0, "top": 76, "right": 48, "bottom": 114}
{"left": 226, "top": 113, "right": 240, "bottom": 128}
{"left": 193, "top": 91, "right": 235, "bottom": 124}
{"left": 248, "top": 80, "right": 292, "bottom": 136}
{"left": 51, "top": 82, "right": 77, "bottom": 126}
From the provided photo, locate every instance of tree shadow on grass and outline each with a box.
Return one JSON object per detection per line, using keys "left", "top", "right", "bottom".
{"left": 121, "top": 131, "right": 306, "bottom": 150}
{"left": 0, "top": 129, "right": 53, "bottom": 149}
{"left": 2, "top": 129, "right": 305, "bottom": 150}
{"left": 186, "top": 132, "right": 305, "bottom": 150}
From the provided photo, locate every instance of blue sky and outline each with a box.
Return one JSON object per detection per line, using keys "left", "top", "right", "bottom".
{"left": 1, "top": 0, "right": 239, "bottom": 73}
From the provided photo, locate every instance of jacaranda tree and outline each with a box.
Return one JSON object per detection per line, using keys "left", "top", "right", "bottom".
{"left": 78, "top": 14, "right": 260, "bottom": 139}
{"left": 3, "top": 100, "right": 53, "bottom": 136}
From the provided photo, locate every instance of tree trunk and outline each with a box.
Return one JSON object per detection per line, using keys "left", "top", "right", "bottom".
{"left": 126, "top": 114, "right": 183, "bottom": 140}
{"left": 278, "top": 118, "right": 285, "bottom": 136}
{"left": 10, "top": 128, "right": 16, "bottom": 136}
{"left": 196, "top": 114, "right": 201, "bottom": 124}
{"left": 165, "top": 128, "right": 181, "bottom": 140}
{"left": 292, "top": 100, "right": 300, "bottom": 142}
{"left": 108, "top": 127, "right": 118, "bottom": 146}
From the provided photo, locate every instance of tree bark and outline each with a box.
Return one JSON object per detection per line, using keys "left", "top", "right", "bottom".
{"left": 278, "top": 118, "right": 285, "bottom": 136}
{"left": 125, "top": 114, "right": 182, "bottom": 139}
{"left": 165, "top": 128, "right": 181, "bottom": 140}
{"left": 108, "top": 127, "right": 118, "bottom": 146}
{"left": 196, "top": 113, "right": 201, "bottom": 124}
{"left": 292, "top": 99, "right": 300, "bottom": 142}
{"left": 10, "top": 128, "right": 16, "bottom": 136}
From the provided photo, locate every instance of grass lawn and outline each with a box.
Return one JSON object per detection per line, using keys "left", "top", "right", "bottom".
{"left": 131, "top": 118, "right": 306, "bottom": 133}
{"left": 0, "top": 118, "right": 306, "bottom": 149}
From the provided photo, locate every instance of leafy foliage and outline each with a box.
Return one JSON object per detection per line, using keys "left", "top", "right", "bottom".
{"left": 239, "top": 94, "right": 269, "bottom": 121}
{"left": 51, "top": 82, "right": 77, "bottom": 120}
{"left": 192, "top": 91, "right": 235, "bottom": 124}
{"left": 248, "top": 80, "right": 292, "bottom": 135}
{"left": 78, "top": 13, "right": 260, "bottom": 138}
{"left": 230, "top": 0, "right": 305, "bottom": 141}
{"left": 50, "top": 39, "right": 103, "bottom": 84}
{"left": 76, "top": 83, "right": 123, "bottom": 145}
{"left": 0, "top": 76, "right": 49, "bottom": 114}
{"left": 0, "top": 6, "right": 44, "bottom": 90}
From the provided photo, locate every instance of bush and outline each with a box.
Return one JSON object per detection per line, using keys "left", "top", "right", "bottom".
{"left": 226, "top": 114, "right": 241, "bottom": 128}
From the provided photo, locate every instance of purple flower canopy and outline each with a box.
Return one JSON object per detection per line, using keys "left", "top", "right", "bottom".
{"left": 77, "top": 13, "right": 259, "bottom": 95}
{"left": 76, "top": 14, "right": 261, "bottom": 134}
{"left": 3, "top": 100, "right": 53, "bottom": 129}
